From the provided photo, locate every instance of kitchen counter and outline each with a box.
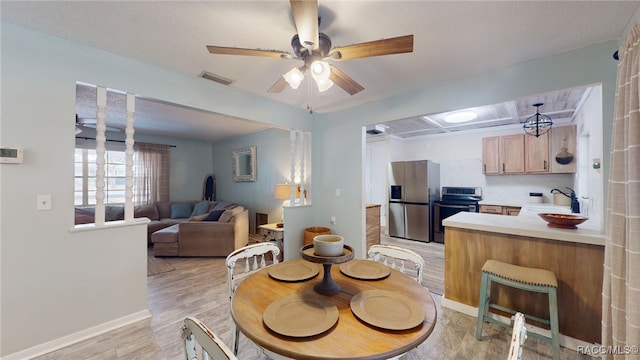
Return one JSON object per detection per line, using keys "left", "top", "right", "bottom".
{"left": 443, "top": 208, "right": 604, "bottom": 246}
{"left": 443, "top": 208, "right": 604, "bottom": 344}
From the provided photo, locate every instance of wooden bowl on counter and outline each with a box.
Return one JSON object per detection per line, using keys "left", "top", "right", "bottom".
{"left": 538, "top": 213, "right": 588, "bottom": 229}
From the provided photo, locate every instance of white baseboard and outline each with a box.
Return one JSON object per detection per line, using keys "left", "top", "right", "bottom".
{"left": 441, "top": 297, "right": 598, "bottom": 351}
{"left": 2, "top": 309, "right": 151, "bottom": 360}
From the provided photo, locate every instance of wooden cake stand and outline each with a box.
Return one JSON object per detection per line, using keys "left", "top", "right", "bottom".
{"left": 300, "top": 244, "right": 354, "bottom": 295}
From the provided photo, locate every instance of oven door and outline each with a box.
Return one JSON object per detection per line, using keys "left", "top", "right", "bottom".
{"left": 433, "top": 202, "right": 475, "bottom": 243}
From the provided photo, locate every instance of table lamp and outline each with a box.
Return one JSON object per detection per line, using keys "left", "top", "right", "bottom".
{"left": 274, "top": 184, "right": 292, "bottom": 228}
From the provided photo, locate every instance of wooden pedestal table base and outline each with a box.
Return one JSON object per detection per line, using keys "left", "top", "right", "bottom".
{"left": 300, "top": 244, "right": 354, "bottom": 295}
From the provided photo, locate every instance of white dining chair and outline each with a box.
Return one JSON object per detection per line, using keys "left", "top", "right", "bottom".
{"left": 368, "top": 244, "right": 425, "bottom": 284}
{"left": 225, "top": 242, "right": 281, "bottom": 357}
{"left": 508, "top": 312, "right": 527, "bottom": 360}
{"left": 182, "top": 317, "right": 237, "bottom": 360}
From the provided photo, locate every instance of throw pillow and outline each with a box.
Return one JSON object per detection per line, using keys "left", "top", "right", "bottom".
{"left": 191, "top": 201, "right": 210, "bottom": 217}
{"left": 190, "top": 213, "right": 209, "bottom": 221}
{"left": 171, "top": 203, "right": 193, "bottom": 218}
{"left": 218, "top": 206, "right": 244, "bottom": 222}
{"left": 203, "top": 210, "right": 225, "bottom": 221}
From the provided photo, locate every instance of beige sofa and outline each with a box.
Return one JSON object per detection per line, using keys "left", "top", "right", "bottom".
{"left": 74, "top": 200, "right": 249, "bottom": 257}
{"left": 151, "top": 205, "right": 248, "bottom": 257}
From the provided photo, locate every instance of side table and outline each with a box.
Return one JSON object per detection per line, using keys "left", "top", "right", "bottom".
{"left": 257, "top": 223, "right": 284, "bottom": 260}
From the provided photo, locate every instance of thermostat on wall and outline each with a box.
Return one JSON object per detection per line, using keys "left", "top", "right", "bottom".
{"left": 0, "top": 147, "right": 23, "bottom": 163}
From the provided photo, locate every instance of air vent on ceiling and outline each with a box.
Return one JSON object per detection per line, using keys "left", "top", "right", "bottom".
{"left": 200, "top": 71, "right": 233, "bottom": 86}
{"left": 366, "top": 124, "right": 386, "bottom": 135}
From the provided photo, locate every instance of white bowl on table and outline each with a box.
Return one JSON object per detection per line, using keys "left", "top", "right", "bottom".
{"left": 313, "top": 235, "right": 344, "bottom": 257}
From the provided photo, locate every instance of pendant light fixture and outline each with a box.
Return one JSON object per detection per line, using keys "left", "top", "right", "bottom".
{"left": 523, "top": 103, "right": 553, "bottom": 137}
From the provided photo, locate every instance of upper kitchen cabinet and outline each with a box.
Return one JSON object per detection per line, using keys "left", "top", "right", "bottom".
{"left": 482, "top": 135, "right": 525, "bottom": 174}
{"left": 549, "top": 125, "right": 577, "bottom": 173}
{"left": 525, "top": 132, "right": 550, "bottom": 173}
{"left": 501, "top": 135, "right": 526, "bottom": 174}
{"left": 483, "top": 126, "right": 576, "bottom": 175}
{"left": 482, "top": 137, "right": 500, "bottom": 174}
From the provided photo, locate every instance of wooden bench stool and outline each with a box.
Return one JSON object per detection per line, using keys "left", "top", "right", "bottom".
{"left": 475, "top": 260, "right": 559, "bottom": 360}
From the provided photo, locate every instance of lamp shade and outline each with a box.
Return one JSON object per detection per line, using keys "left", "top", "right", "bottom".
{"left": 310, "top": 60, "right": 334, "bottom": 92}
{"left": 274, "top": 184, "right": 292, "bottom": 200}
{"left": 283, "top": 67, "right": 304, "bottom": 90}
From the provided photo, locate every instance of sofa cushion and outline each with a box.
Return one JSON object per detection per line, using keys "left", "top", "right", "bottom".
{"left": 151, "top": 224, "right": 180, "bottom": 244}
{"left": 191, "top": 201, "right": 210, "bottom": 217}
{"left": 105, "top": 205, "right": 125, "bottom": 221}
{"left": 219, "top": 206, "right": 244, "bottom": 222}
{"left": 134, "top": 204, "right": 159, "bottom": 220}
{"left": 75, "top": 210, "right": 95, "bottom": 224}
{"left": 203, "top": 209, "right": 225, "bottom": 221}
{"left": 171, "top": 203, "right": 193, "bottom": 218}
{"left": 155, "top": 201, "right": 173, "bottom": 219}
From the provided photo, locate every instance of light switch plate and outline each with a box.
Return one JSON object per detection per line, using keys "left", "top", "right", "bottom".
{"left": 37, "top": 195, "right": 51, "bottom": 210}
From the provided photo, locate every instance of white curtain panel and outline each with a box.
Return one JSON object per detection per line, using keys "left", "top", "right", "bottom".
{"left": 602, "top": 22, "right": 640, "bottom": 359}
{"left": 133, "top": 143, "right": 171, "bottom": 205}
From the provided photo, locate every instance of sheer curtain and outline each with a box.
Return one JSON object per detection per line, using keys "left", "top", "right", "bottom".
{"left": 133, "top": 142, "right": 170, "bottom": 205}
{"left": 602, "top": 22, "right": 639, "bottom": 359}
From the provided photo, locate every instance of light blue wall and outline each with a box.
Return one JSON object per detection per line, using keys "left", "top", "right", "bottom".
{"left": 212, "top": 128, "right": 292, "bottom": 232}
{"left": 137, "top": 134, "right": 215, "bottom": 201}
{"left": 79, "top": 128, "right": 216, "bottom": 201}
{"left": 0, "top": 22, "right": 309, "bottom": 357}
{"left": 0, "top": 18, "right": 626, "bottom": 358}
{"left": 314, "top": 40, "right": 619, "bottom": 259}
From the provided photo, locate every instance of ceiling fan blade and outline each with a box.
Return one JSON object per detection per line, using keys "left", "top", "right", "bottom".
{"left": 290, "top": 0, "right": 319, "bottom": 50}
{"left": 207, "top": 45, "right": 293, "bottom": 59}
{"left": 329, "top": 35, "right": 414, "bottom": 61}
{"left": 267, "top": 76, "right": 288, "bottom": 93}
{"left": 329, "top": 65, "right": 364, "bottom": 96}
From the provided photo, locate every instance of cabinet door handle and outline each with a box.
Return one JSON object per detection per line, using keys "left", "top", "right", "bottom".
{"left": 502, "top": 163, "right": 505, "bottom": 172}
{"left": 483, "top": 164, "right": 486, "bottom": 173}
{"left": 544, "top": 160, "right": 547, "bottom": 170}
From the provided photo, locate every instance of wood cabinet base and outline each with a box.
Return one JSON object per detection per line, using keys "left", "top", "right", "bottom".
{"left": 444, "top": 227, "right": 603, "bottom": 343}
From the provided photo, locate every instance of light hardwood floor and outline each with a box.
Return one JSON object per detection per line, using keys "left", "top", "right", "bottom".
{"left": 34, "top": 235, "right": 591, "bottom": 360}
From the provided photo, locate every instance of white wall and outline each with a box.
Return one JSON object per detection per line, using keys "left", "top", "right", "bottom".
{"left": 365, "top": 138, "right": 389, "bottom": 222}
{"left": 574, "top": 86, "right": 604, "bottom": 230}
{"left": 394, "top": 126, "right": 578, "bottom": 205}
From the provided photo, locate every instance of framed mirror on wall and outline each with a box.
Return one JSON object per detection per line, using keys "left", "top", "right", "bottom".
{"left": 233, "top": 146, "right": 257, "bottom": 182}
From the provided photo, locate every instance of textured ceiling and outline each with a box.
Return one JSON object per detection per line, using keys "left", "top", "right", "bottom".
{"left": 2, "top": 1, "right": 638, "bottom": 140}
{"left": 375, "top": 85, "right": 591, "bottom": 138}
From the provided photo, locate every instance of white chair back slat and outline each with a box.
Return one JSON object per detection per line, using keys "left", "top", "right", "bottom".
{"left": 508, "top": 312, "right": 527, "bottom": 360}
{"left": 367, "top": 244, "right": 425, "bottom": 284}
{"left": 225, "top": 242, "right": 280, "bottom": 356}
{"left": 182, "top": 317, "right": 237, "bottom": 360}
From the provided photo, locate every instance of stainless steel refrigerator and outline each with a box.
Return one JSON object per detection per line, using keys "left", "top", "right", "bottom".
{"left": 388, "top": 160, "right": 440, "bottom": 242}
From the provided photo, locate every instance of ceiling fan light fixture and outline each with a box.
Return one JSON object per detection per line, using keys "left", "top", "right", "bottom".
{"left": 310, "top": 60, "right": 333, "bottom": 91}
{"left": 523, "top": 103, "right": 553, "bottom": 137}
{"left": 283, "top": 67, "right": 304, "bottom": 89}
{"left": 444, "top": 111, "right": 478, "bottom": 124}
{"left": 314, "top": 78, "right": 334, "bottom": 92}
{"left": 311, "top": 60, "right": 330, "bottom": 80}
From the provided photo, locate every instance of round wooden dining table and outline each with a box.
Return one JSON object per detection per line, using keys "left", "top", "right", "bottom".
{"left": 231, "top": 258, "right": 437, "bottom": 360}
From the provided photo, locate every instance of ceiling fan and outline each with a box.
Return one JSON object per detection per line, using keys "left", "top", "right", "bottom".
{"left": 75, "top": 114, "right": 120, "bottom": 134}
{"left": 206, "top": 0, "right": 413, "bottom": 96}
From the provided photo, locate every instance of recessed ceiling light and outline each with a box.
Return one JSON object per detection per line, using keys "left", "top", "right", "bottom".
{"left": 444, "top": 111, "right": 478, "bottom": 123}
